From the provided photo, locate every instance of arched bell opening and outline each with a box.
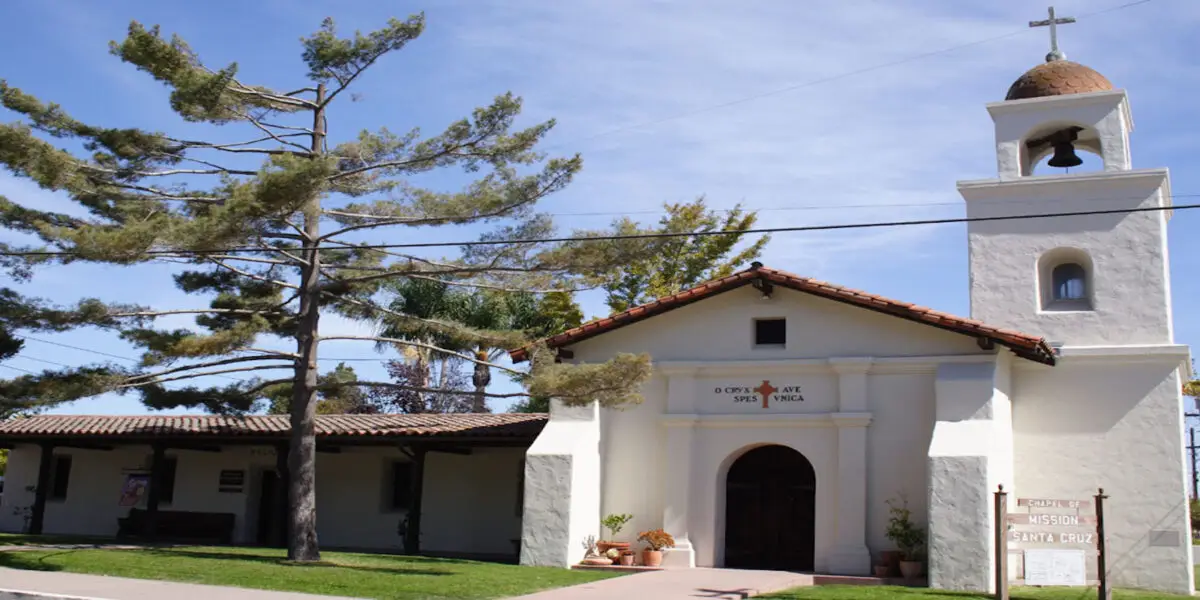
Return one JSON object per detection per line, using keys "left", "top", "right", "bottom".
{"left": 1020, "top": 122, "right": 1105, "bottom": 176}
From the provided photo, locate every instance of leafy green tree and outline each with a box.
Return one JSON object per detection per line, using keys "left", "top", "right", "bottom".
{"left": 602, "top": 196, "right": 770, "bottom": 313}
{"left": 266, "top": 362, "right": 375, "bottom": 415}
{"left": 0, "top": 448, "right": 7, "bottom": 477}
{"left": 0, "top": 15, "right": 652, "bottom": 560}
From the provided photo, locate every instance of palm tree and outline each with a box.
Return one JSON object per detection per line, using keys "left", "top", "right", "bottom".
{"left": 381, "top": 280, "right": 582, "bottom": 412}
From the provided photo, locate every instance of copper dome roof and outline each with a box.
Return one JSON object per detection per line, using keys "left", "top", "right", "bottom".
{"left": 1005, "top": 60, "right": 1113, "bottom": 101}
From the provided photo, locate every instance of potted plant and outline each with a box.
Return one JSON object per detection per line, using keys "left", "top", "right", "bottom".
{"left": 619, "top": 549, "right": 635, "bottom": 566}
{"left": 580, "top": 535, "right": 612, "bottom": 566}
{"left": 637, "top": 528, "right": 675, "bottom": 567}
{"left": 885, "top": 495, "right": 926, "bottom": 581}
{"left": 597, "top": 513, "right": 633, "bottom": 559}
{"left": 873, "top": 563, "right": 890, "bottom": 578}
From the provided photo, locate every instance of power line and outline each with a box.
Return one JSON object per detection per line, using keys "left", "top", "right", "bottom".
{"left": 7, "top": 354, "right": 72, "bottom": 368}
{"left": 0, "top": 364, "right": 35, "bottom": 374}
{"left": 13, "top": 335, "right": 246, "bottom": 383}
{"left": 542, "top": 0, "right": 1155, "bottom": 148}
{"left": 548, "top": 191, "right": 1200, "bottom": 219}
{"left": 1, "top": 201, "right": 1194, "bottom": 258}
{"left": 15, "top": 335, "right": 138, "bottom": 362}
{"left": 11, "top": 335, "right": 393, "bottom": 372}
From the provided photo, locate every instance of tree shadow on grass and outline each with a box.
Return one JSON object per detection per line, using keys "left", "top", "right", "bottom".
{"left": 139, "top": 548, "right": 453, "bottom": 577}
{"left": 0, "top": 549, "right": 75, "bottom": 572}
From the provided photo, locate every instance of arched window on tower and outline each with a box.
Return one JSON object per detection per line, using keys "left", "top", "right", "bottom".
{"left": 1039, "top": 248, "right": 1094, "bottom": 311}
{"left": 1052, "top": 263, "right": 1087, "bottom": 302}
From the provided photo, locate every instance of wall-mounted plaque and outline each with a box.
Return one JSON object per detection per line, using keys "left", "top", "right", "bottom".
{"left": 219, "top": 469, "right": 245, "bottom": 493}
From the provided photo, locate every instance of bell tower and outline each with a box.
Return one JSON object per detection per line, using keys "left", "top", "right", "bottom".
{"left": 957, "top": 10, "right": 1175, "bottom": 347}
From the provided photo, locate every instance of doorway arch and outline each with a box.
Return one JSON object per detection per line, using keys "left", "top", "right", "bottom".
{"left": 723, "top": 445, "right": 816, "bottom": 571}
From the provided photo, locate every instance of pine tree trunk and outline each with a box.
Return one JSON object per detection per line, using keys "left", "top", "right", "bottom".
{"left": 471, "top": 348, "right": 490, "bottom": 413}
{"left": 287, "top": 82, "right": 326, "bottom": 562}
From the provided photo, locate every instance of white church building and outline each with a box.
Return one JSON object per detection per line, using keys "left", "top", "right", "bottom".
{"left": 513, "top": 51, "right": 1194, "bottom": 594}
{"left": 0, "top": 45, "right": 1193, "bottom": 595}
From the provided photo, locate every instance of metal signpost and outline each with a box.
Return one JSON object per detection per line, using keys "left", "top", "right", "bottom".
{"left": 994, "top": 486, "right": 1109, "bottom": 600}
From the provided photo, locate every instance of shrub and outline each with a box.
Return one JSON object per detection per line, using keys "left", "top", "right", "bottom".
{"left": 637, "top": 528, "right": 676, "bottom": 551}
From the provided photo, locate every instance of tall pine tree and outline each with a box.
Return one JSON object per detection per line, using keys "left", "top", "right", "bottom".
{"left": 0, "top": 14, "right": 652, "bottom": 560}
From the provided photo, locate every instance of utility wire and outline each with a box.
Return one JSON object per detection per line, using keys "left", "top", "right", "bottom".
{"left": 11, "top": 335, "right": 391, "bottom": 371}
{"left": 1, "top": 201, "right": 1194, "bottom": 258}
{"left": 12, "top": 334, "right": 246, "bottom": 383}
{"left": 0, "top": 364, "right": 35, "bottom": 374}
{"left": 541, "top": 0, "right": 1155, "bottom": 149}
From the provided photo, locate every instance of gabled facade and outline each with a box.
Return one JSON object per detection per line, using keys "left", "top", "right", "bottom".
{"left": 515, "top": 52, "right": 1194, "bottom": 596}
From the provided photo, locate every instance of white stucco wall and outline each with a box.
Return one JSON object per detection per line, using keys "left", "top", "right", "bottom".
{"left": 520, "top": 401, "right": 601, "bottom": 567}
{"left": 960, "top": 169, "right": 1173, "bottom": 348}
{"left": 1013, "top": 350, "right": 1194, "bottom": 595}
{"left": 0, "top": 443, "right": 525, "bottom": 557}
{"left": 562, "top": 285, "right": 986, "bottom": 572}
{"left": 570, "top": 286, "right": 988, "bottom": 362}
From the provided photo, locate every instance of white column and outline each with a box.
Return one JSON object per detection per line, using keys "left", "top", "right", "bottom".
{"left": 661, "top": 368, "right": 698, "bottom": 568}
{"left": 828, "top": 357, "right": 873, "bottom": 575}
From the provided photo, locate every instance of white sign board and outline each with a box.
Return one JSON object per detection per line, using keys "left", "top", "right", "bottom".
{"left": 1024, "top": 549, "right": 1086, "bottom": 586}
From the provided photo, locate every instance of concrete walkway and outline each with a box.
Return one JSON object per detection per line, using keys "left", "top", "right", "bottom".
{"left": 506, "top": 568, "right": 812, "bottom": 599}
{"left": 0, "top": 568, "right": 362, "bottom": 600}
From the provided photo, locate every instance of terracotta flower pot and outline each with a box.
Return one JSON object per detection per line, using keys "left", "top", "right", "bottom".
{"left": 880, "top": 550, "right": 903, "bottom": 577}
{"left": 873, "top": 565, "right": 890, "bottom": 578}
{"left": 642, "top": 549, "right": 663, "bottom": 567}
{"left": 596, "top": 541, "right": 629, "bottom": 555}
{"left": 582, "top": 556, "right": 612, "bottom": 566}
{"left": 899, "top": 560, "right": 923, "bottom": 580}
{"left": 619, "top": 552, "right": 635, "bottom": 566}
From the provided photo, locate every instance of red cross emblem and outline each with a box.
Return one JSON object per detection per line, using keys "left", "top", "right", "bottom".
{"left": 753, "top": 380, "right": 778, "bottom": 409}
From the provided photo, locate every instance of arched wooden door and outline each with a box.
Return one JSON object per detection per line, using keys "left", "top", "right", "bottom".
{"left": 723, "top": 445, "right": 816, "bottom": 571}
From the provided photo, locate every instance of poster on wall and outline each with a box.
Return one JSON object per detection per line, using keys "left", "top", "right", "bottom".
{"left": 118, "top": 473, "right": 150, "bottom": 507}
{"left": 1024, "top": 549, "right": 1086, "bottom": 586}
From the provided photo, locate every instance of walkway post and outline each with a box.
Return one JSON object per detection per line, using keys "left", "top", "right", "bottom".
{"left": 994, "top": 484, "right": 1009, "bottom": 600}
{"left": 1095, "top": 488, "right": 1109, "bottom": 600}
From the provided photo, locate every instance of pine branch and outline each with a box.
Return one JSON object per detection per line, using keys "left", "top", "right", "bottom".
{"left": 242, "top": 347, "right": 301, "bottom": 359}
{"left": 81, "top": 164, "right": 257, "bottom": 177}
{"left": 347, "top": 381, "right": 532, "bottom": 399}
{"left": 321, "top": 292, "right": 514, "bottom": 347}
{"left": 121, "top": 364, "right": 293, "bottom": 387}
{"left": 230, "top": 109, "right": 314, "bottom": 154}
{"left": 208, "top": 258, "right": 300, "bottom": 290}
{"left": 400, "top": 271, "right": 585, "bottom": 294}
{"left": 283, "top": 87, "right": 320, "bottom": 97}
{"left": 318, "top": 334, "right": 524, "bottom": 376}
{"left": 160, "top": 254, "right": 292, "bottom": 266}
{"left": 109, "top": 308, "right": 286, "bottom": 318}
{"left": 226, "top": 84, "right": 317, "bottom": 110}
{"left": 124, "top": 354, "right": 294, "bottom": 383}
{"left": 327, "top": 139, "right": 489, "bottom": 182}
{"left": 104, "top": 182, "right": 225, "bottom": 204}
{"left": 253, "top": 240, "right": 307, "bottom": 266}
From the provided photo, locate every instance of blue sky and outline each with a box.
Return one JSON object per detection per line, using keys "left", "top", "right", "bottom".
{"left": 1, "top": 0, "right": 1198, "bottom": 414}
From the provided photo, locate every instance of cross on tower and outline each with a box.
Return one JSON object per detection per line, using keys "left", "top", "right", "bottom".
{"left": 1029, "top": 6, "right": 1076, "bottom": 62}
{"left": 753, "top": 380, "right": 778, "bottom": 409}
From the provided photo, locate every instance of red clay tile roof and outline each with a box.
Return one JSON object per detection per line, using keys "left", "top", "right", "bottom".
{"left": 0, "top": 413, "right": 547, "bottom": 441}
{"left": 510, "top": 264, "right": 1056, "bottom": 365}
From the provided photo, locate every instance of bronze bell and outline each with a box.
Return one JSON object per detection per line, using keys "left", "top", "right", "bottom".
{"left": 1047, "top": 141, "right": 1083, "bottom": 168}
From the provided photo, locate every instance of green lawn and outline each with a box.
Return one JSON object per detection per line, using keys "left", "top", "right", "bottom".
{"left": 762, "top": 572, "right": 1200, "bottom": 600}
{"left": 0, "top": 534, "right": 1195, "bottom": 600}
{"left": 0, "top": 543, "right": 620, "bottom": 600}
